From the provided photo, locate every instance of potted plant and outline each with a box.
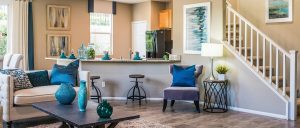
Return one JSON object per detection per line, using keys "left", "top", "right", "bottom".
{"left": 216, "top": 65, "right": 229, "bottom": 80}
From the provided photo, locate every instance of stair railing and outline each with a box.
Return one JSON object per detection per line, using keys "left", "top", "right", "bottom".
{"left": 225, "top": 0, "right": 297, "bottom": 120}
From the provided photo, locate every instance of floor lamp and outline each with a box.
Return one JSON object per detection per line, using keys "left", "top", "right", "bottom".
{"left": 201, "top": 43, "right": 224, "bottom": 80}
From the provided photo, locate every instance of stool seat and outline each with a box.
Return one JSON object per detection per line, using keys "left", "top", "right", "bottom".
{"left": 129, "top": 74, "right": 145, "bottom": 78}
{"left": 90, "top": 76, "right": 100, "bottom": 80}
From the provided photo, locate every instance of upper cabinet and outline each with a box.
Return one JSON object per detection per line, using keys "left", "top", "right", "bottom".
{"left": 159, "top": 9, "right": 172, "bottom": 29}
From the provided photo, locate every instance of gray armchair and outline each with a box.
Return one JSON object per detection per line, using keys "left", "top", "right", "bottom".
{"left": 162, "top": 65, "right": 203, "bottom": 113}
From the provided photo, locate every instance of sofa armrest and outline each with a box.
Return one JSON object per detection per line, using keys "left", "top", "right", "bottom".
{"left": 0, "top": 74, "right": 14, "bottom": 121}
{"left": 78, "top": 71, "right": 91, "bottom": 98}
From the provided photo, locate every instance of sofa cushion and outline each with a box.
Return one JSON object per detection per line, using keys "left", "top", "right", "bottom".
{"left": 26, "top": 70, "right": 50, "bottom": 87}
{"left": 14, "top": 85, "right": 79, "bottom": 105}
{"left": 164, "top": 87, "right": 199, "bottom": 101}
{"left": 50, "top": 60, "right": 79, "bottom": 86}
{"left": 0, "top": 69, "right": 33, "bottom": 91}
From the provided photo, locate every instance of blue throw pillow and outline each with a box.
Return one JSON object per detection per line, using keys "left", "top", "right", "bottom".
{"left": 172, "top": 65, "right": 196, "bottom": 87}
{"left": 27, "top": 70, "right": 50, "bottom": 87}
{"left": 50, "top": 60, "right": 79, "bottom": 86}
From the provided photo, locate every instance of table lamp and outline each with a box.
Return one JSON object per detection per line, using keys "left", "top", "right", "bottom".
{"left": 201, "top": 43, "right": 223, "bottom": 80}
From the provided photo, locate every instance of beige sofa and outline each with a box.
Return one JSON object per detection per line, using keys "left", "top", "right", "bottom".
{"left": 0, "top": 70, "right": 90, "bottom": 127}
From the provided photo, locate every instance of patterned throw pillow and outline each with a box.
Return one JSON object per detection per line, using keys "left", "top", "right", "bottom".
{"left": 0, "top": 69, "right": 33, "bottom": 91}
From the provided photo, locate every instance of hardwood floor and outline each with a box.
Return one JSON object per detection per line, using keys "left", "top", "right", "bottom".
{"left": 1, "top": 100, "right": 300, "bottom": 128}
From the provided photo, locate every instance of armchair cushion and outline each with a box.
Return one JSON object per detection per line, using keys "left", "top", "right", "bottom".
{"left": 0, "top": 69, "right": 33, "bottom": 91}
{"left": 26, "top": 70, "right": 50, "bottom": 87}
{"left": 14, "top": 85, "right": 79, "bottom": 105}
{"left": 50, "top": 60, "right": 79, "bottom": 86}
{"left": 171, "top": 65, "right": 196, "bottom": 87}
{"left": 164, "top": 87, "right": 199, "bottom": 101}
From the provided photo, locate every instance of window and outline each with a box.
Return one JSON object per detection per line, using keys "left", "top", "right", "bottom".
{"left": 0, "top": 5, "right": 8, "bottom": 57}
{"left": 90, "top": 13, "right": 113, "bottom": 55}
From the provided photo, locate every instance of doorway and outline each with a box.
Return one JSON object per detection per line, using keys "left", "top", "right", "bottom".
{"left": 132, "top": 21, "right": 147, "bottom": 58}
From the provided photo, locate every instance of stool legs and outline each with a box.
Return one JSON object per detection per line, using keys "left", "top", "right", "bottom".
{"left": 91, "top": 79, "right": 102, "bottom": 103}
{"left": 126, "top": 78, "right": 147, "bottom": 105}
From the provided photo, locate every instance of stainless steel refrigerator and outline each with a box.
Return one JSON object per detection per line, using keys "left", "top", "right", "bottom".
{"left": 146, "top": 29, "right": 172, "bottom": 58}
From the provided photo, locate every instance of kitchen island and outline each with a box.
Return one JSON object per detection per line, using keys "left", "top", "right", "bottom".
{"left": 46, "top": 58, "right": 181, "bottom": 99}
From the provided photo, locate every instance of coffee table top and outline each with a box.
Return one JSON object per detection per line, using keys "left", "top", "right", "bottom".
{"left": 32, "top": 101, "right": 140, "bottom": 127}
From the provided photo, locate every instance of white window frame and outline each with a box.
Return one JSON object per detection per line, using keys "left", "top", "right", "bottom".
{"left": 90, "top": 13, "right": 114, "bottom": 55}
{"left": 0, "top": 0, "right": 12, "bottom": 59}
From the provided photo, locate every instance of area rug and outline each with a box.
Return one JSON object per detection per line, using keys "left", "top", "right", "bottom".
{"left": 28, "top": 119, "right": 172, "bottom": 128}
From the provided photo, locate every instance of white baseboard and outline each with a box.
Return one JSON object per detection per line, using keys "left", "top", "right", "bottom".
{"left": 229, "top": 106, "right": 288, "bottom": 120}
{"left": 102, "top": 97, "right": 288, "bottom": 120}
{"left": 102, "top": 97, "right": 163, "bottom": 101}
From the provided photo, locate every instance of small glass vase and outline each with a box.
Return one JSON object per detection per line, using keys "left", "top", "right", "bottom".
{"left": 78, "top": 81, "right": 88, "bottom": 112}
{"left": 78, "top": 43, "right": 87, "bottom": 59}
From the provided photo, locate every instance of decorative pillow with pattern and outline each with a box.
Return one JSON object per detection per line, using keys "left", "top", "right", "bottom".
{"left": 0, "top": 69, "right": 33, "bottom": 91}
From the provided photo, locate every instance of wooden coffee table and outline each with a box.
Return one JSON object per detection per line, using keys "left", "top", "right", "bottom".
{"left": 32, "top": 101, "right": 140, "bottom": 128}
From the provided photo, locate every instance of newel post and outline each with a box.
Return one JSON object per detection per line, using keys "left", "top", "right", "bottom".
{"left": 289, "top": 50, "right": 298, "bottom": 120}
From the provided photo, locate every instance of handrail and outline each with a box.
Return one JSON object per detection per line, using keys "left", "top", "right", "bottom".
{"left": 226, "top": 6, "right": 291, "bottom": 58}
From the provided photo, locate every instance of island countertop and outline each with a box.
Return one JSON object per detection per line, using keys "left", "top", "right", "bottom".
{"left": 45, "top": 57, "right": 181, "bottom": 63}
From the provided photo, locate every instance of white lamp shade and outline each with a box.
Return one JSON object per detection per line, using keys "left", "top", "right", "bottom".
{"left": 201, "top": 43, "right": 223, "bottom": 57}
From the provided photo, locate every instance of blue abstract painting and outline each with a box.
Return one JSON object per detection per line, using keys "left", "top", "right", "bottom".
{"left": 267, "top": 0, "right": 292, "bottom": 23}
{"left": 184, "top": 3, "right": 210, "bottom": 54}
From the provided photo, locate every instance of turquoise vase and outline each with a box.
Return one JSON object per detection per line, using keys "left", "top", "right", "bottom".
{"left": 102, "top": 53, "right": 111, "bottom": 60}
{"left": 78, "top": 81, "right": 88, "bottom": 112}
{"left": 133, "top": 52, "right": 141, "bottom": 60}
{"left": 55, "top": 83, "right": 76, "bottom": 105}
{"left": 60, "top": 52, "right": 67, "bottom": 59}
{"left": 97, "top": 100, "right": 113, "bottom": 118}
{"left": 69, "top": 53, "right": 76, "bottom": 59}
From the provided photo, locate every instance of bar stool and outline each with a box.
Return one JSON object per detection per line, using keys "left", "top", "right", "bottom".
{"left": 90, "top": 76, "right": 102, "bottom": 103}
{"left": 126, "top": 74, "right": 147, "bottom": 105}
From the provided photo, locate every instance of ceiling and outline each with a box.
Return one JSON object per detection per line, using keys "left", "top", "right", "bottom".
{"left": 107, "top": 0, "right": 170, "bottom": 4}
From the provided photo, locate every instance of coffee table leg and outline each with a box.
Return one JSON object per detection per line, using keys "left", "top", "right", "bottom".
{"left": 108, "top": 122, "right": 119, "bottom": 128}
{"left": 59, "top": 122, "right": 69, "bottom": 128}
{"left": 95, "top": 125, "right": 105, "bottom": 128}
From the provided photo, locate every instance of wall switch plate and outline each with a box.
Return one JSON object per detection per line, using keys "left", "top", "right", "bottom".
{"left": 102, "top": 81, "right": 106, "bottom": 87}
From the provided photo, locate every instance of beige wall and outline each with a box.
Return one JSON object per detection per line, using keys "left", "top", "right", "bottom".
{"left": 172, "top": 0, "right": 287, "bottom": 116}
{"left": 132, "top": 1, "right": 151, "bottom": 30}
{"left": 236, "top": 0, "right": 300, "bottom": 53}
{"left": 112, "top": 3, "right": 132, "bottom": 59}
{"left": 33, "top": 0, "right": 132, "bottom": 69}
{"left": 33, "top": 0, "right": 90, "bottom": 70}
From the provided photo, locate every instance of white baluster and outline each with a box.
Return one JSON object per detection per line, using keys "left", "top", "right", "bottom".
{"left": 239, "top": 19, "right": 242, "bottom": 55}
{"left": 282, "top": 55, "right": 286, "bottom": 96}
{"left": 263, "top": 38, "right": 266, "bottom": 77}
{"left": 275, "top": 48, "right": 279, "bottom": 89}
{"left": 269, "top": 43, "right": 272, "bottom": 83}
{"left": 244, "top": 24, "right": 247, "bottom": 60}
{"left": 250, "top": 29, "right": 253, "bottom": 65}
{"left": 228, "top": 8, "right": 231, "bottom": 45}
{"left": 233, "top": 14, "right": 236, "bottom": 48}
{"left": 257, "top": 32, "right": 259, "bottom": 71}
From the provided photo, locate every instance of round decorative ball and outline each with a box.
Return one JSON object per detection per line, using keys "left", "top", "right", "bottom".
{"left": 55, "top": 83, "right": 76, "bottom": 105}
{"left": 97, "top": 100, "right": 113, "bottom": 118}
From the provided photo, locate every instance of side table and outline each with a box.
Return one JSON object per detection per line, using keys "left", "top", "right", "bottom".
{"left": 203, "top": 80, "right": 228, "bottom": 113}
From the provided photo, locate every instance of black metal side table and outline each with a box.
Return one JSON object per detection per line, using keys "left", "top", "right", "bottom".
{"left": 203, "top": 80, "right": 228, "bottom": 113}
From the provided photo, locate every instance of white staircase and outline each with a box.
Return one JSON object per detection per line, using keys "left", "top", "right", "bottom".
{"left": 224, "top": 1, "right": 298, "bottom": 120}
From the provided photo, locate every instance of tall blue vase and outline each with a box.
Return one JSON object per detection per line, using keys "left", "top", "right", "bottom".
{"left": 55, "top": 83, "right": 76, "bottom": 105}
{"left": 78, "top": 81, "right": 88, "bottom": 112}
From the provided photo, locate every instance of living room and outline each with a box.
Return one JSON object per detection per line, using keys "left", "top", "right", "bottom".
{"left": 0, "top": 0, "right": 300, "bottom": 127}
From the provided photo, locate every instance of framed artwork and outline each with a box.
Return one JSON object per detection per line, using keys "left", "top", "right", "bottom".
{"left": 266, "top": 0, "right": 293, "bottom": 23}
{"left": 47, "top": 5, "right": 71, "bottom": 30}
{"left": 46, "top": 34, "right": 71, "bottom": 57}
{"left": 183, "top": 2, "right": 211, "bottom": 54}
